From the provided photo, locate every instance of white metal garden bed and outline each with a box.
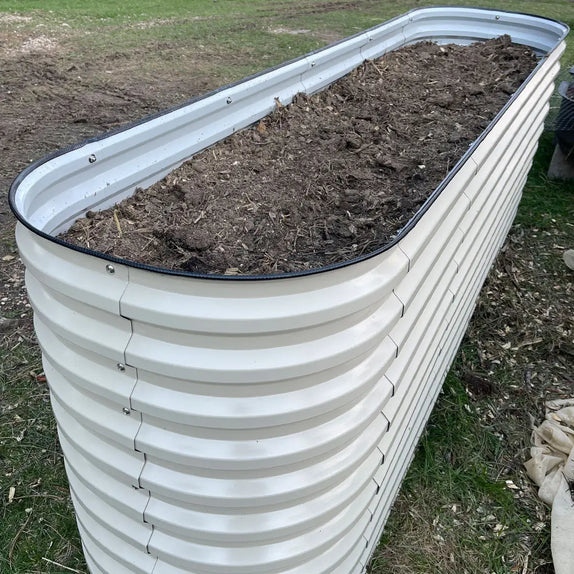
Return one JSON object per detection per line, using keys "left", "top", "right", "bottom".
{"left": 10, "top": 7, "right": 568, "bottom": 574}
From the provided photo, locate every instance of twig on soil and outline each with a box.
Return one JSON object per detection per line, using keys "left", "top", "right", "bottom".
{"left": 141, "top": 236, "right": 157, "bottom": 252}
{"left": 352, "top": 143, "right": 374, "bottom": 154}
{"left": 512, "top": 338, "right": 543, "bottom": 350}
{"left": 9, "top": 510, "right": 33, "bottom": 564}
{"left": 13, "top": 493, "right": 65, "bottom": 502}
{"left": 502, "top": 258, "right": 520, "bottom": 290}
{"left": 41, "top": 557, "right": 83, "bottom": 573}
{"left": 521, "top": 551, "right": 530, "bottom": 574}
{"left": 113, "top": 210, "right": 123, "bottom": 237}
{"left": 371, "top": 63, "right": 385, "bottom": 78}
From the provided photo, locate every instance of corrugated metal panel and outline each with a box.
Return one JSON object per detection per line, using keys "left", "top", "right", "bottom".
{"left": 74, "top": 496, "right": 157, "bottom": 574}
{"left": 10, "top": 7, "right": 567, "bottom": 574}
{"left": 148, "top": 484, "right": 376, "bottom": 574}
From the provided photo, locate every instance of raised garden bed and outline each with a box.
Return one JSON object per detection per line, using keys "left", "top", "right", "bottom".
{"left": 9, "top": 7, "right": 568, "bottom": 574}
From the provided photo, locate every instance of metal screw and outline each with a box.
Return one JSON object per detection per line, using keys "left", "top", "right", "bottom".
{"left": 88, "top": 154, "right": 97, "bottom": 163}
{"left": 122, "top": 407, "right": 131, "bottom": 415}
{"left": 310, "top": 61, "right": 316, "bottom": 67}
{"left": 106, "top": 264, "right": 115, "bottom": 274}
{"left": 226, "top": 97, "right": 232, "bottom": 104}
{"left": 117, "top": 363, "right": 126, "bottom": 372}
{"left": 495, "top": 15, "right": 500, "bottom": 20}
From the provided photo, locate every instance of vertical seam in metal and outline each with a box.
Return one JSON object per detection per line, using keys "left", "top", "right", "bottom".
{"left": 392, "top": 289, "right": 406, "bottom": 318}
{"left": 299, "top": 70, "right": 308, "bottom": 94}
{"left": 448, "top": 287, "right": 456, "bottom": 304}
{"left": 387, "top": 376, "right": 396, "bottom": 398}
{"left": 388, "top": 334, "right": 399, "bottom": 358}
{"left": 116, "top": 267, "right": 154, "bottom": 564}
{"left": 142, "top": 489, "right": 155, "bottom": 558}
{"left": 398, "top": 244, "right": 411, "bottom": 271}
{"left": 362, "top": 534, "right": 370, "bottom": 549}
{"left": 401, "top": 21, "right": 409, "bottom": 47}
{"left": 359, "top": 34, "right": 370, "bottom": 63}
{"left": 470, "top": 155, "right": 480, "bottom": 177}
{"left": 117, "top": 269, "right": 143, "bottom": 478}
{"left": 462, "top": 188, "right": 473, "bottom": 207}
{"left": 389, "top": 289, "right": 405, "bottom": 358}
{"left": 382, "top": 412, "right": 390, "bottom": 432}
{"left": 296, "top": 72, "right": 308, "bottom": 99}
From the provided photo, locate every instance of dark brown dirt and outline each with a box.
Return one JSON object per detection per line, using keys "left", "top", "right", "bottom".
{"left": 61, "top": 36, "right": 537, "bottom": 276}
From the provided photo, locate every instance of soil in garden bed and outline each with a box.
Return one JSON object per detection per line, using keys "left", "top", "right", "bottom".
{"left": 61, "top": 35, "right": 537, "bottom": 275}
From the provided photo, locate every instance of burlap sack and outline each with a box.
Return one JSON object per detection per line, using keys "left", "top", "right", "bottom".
{"left": 525, "top": 401, "right": 574, "bottom": 574}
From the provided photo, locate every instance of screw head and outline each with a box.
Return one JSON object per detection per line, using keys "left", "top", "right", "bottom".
{"left": 106, "top": 264, "right": 115, "bottom": 274}
{"left": 310, "top": 61, "right": 316, "bottom": 67}
{"left": 122, "top": 407, "right": 131, "bottom": 415}
{"left": 117, "top": 363, "right": 126, "bottom": 372}
{"left": 88, "top": 154, "right": 97, "bottom": 163}
{"left": 226, "top": 97, "right": 232, "bottom": 104}
{"left": 495, "top": 14, "right": 500, "bottom": 20}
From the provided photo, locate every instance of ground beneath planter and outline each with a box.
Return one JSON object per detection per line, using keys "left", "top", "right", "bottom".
{"left": 62, "top": 36, "right": 537, "bottom": 275}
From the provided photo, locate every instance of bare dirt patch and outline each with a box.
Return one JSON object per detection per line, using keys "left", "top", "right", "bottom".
{"left": 131, "top": 16, "right": 211, "bottom": 30}
{"left": 61, "top": 36, "right": 537, "bottom": 276}
{"left": 269, "top": 27, "right": 312, "bottom": 35}
{"left": 0, "top": 13, "right": 32, "bottom": 24}
{"left": 6, "top": 34, "right": 59, "bottom": 56}
{"left": 269, "top": 0, "right": 365, "bottom": 16}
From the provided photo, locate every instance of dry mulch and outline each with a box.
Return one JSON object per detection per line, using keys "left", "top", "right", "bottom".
{"left": 61, "top": 36, "right": 537, "bottom": 275}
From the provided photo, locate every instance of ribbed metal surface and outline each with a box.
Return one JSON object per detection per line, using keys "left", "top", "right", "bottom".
{"left": 10, "top": 7, "right": 567, "bottom": 574}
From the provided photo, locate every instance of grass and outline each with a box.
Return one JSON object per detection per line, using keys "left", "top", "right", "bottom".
{"left": 0, "top": 1, "right": 573, "bottom": 573}
{"left": 371, "top": 369, "right": 550, "bottom": 574}
{"left": 515, "top": 135, "right": 574, "bottom": 229}
{"left": 0, "top": 341, "right": 84, "bottom": 574}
